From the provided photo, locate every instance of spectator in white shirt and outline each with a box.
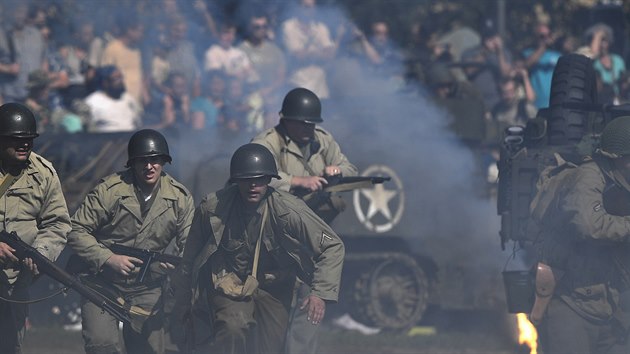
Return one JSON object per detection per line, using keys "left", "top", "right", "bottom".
{"left": 84, "top": 65, "right": 141, "bottom": 132}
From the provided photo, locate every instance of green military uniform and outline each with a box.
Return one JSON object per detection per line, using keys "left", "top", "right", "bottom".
{"left": 174, "top": 184, "right": 344, "bottom": 353}
{"left": 252, "top": 124, "right": 358, "bottom": 194}
{"left": 537, "top": 159, "right": 630, "bottom": 353}
{"left": 68, "top": 170, "right": 194, "bottom": 354}
{"left": 0, "top": 152, "right": 71, "bottom": 354}
{"left": 252, "top": 123, "right": 355, "bottom": 353}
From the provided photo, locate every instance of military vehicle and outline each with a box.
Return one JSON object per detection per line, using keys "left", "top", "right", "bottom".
{"left": 29, "top": 84, "right": 507, "bottom": 332}
{"left": 496, "top": 53, "right": 629, "bottom": 249}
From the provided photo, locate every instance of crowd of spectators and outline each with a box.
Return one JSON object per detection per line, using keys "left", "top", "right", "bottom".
{"left": 0, "top": 0, "right": 626, "bottom": 141}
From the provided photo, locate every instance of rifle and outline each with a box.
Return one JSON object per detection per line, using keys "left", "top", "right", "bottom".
{"left": 0, "top": 230, "right": 132, "bottom": 324}
{"left": 300, "top": 175, "right": 391, "bottom": 202}
{"left": 109, "top": 243, "right": 181, "bottom": 283}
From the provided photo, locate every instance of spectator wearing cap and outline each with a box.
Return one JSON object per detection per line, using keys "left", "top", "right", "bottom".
{"left": 84, "top": 65, "right": 142, "bottom": 132}
{"left": 461, "top": 22, "right": 513, "bottom": 112}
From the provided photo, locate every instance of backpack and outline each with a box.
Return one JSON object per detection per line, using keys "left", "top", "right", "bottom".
{"left": 526, "top": 153, "right": 580, "bottom": 242}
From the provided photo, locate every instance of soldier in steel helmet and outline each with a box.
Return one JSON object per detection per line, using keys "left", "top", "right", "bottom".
{"left": 171, "top": 143, "right": 344, "bottom": 353}
{"left": 252, "top": 87, "right": 355, "bottom": 353}
{"left": 67, "top": 129, "right": 194, "bottom": 354}
{"left": 0, "top": 103, "right": 71, "bottom": 353}
{"left": 252, "top": 87, "right": 358, "bottom": 224}
{"left": 535, "top": 116, "right": 630, "bottom": 353}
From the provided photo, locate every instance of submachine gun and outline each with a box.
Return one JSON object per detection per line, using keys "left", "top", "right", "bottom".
{"left": 299, "top": 175, "right": 391, "bottom": 201}
{"left": 109, "top": 243, "right": 182, "bottom": 283}
{"left": 0, "top": 230, "right": 132, "bottom": 324}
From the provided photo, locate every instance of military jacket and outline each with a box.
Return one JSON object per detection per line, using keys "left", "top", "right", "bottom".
{"left": 68, "top": 170, "right": 194, "bottom": 278}
{"left": 251, "top": 125, "right": 358, "bottom": 192}
{"left": 176, "top": 185, "right": 345, "bottom": 304}
{"left": 0, "top": 152, "right": 71, "bottom": 284}
{"left": 541, "top": 160, "right": 630, "bottom": 321}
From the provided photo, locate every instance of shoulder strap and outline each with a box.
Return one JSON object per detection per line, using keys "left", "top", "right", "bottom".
{"left": 0, "top": 169, "right": 23, "bottom": 198}
{"left": 251, "top": 201, "right": 268, "bottom": 280}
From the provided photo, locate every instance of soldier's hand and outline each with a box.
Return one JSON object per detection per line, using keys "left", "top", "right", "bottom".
{"left": 105, "top": 254, "right": 144, "bottom": 276}
{"left": 23, "top": 258, "right": 39, "bottom": 275}
{"left": 324, "top": 166, "right": 342, "bottom": 177}
{"left": 293, "top": 176, "right": 328, "bottom": 192}
{"left": 0, "top": 242, "right": 19, "bottom": 266}
{"left": 159, "top": 262, "right": 176, "bottom": 270}
{"left": 300, "top": 295, "right": 326, "bottom": 325}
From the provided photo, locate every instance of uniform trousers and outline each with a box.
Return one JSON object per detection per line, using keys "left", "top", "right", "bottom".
{"left": 542, "top": 297, "right": 630, "bottom": 354}
{"left": 206, "top": 287, "right": 288, "bottom": 354}
{"left": 0, "top": 284, "right": 28, "bottom": 354}
{"left": 285, "top": 280, "right": 320, "bottom": 354}
{"left": 80, "top": 276, "right": 164, "bottom": 354}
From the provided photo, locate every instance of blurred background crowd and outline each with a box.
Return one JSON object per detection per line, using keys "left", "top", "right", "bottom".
{"left": 0, "top": 0, "right": 627, "bottom": 143}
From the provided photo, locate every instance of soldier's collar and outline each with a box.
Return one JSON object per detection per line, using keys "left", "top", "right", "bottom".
{"left": 0, "top": 157, "right": 31, "bottom": 176}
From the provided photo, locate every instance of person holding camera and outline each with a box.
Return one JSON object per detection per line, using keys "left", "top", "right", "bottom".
{"left": 523, "top": 22, "right": 562, "bottom": 108}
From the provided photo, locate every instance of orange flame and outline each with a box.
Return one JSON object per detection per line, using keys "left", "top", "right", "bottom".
{"left": 516, "top": 313, "right": 538, "bottom": 354}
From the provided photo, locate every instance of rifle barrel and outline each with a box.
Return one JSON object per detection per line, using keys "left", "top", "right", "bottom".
{"left": 0, "top": 231, "right": 132, "bottom": 324}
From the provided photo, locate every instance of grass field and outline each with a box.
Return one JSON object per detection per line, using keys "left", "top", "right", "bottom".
{"left": 22, "top": 310, "right": 526, "bottom": 354}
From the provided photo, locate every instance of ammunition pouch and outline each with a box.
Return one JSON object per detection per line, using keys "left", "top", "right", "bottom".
{"left": 212, "top": 271, "right": 258, "bottom": 300}
{"left": 306, "top": 192, "right": 346, "bottom": 224}
{"left": 612, "top": 290, "right": 630, "bottom": 343}
{"left": 530, "top": 262, "right": 557, "bottom": 325}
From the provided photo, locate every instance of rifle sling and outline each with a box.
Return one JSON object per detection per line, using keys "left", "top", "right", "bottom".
{"left": 251, "top": 201, "right": 268, "bottom": 280}
{"left": 0, "top": 169, "right": 23, "bottom": 198}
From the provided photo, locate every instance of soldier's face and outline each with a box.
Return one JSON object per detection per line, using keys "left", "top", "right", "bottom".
{"left": 283, "top": 120, "right": 315, "bottom": 145}
{"left": 0, "top": 137, "right": 33, "bottom": 165}
{"left": 131, "top": 156, "right": 165, "bottom": 189}
{"left": 237, "top": 176, "right": 271, "bottom": 205}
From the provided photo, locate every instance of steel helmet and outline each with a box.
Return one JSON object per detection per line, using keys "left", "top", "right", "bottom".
{"left": 599, "top": 116, "right": 630, "bottom": 158}
{"left": 230, "top": 143, "right": 280, "bottom": 181}
{"left": 279, "top": 87, "right": 323, "bottom": 123}
{"left": 0, "top": 102, "right": 39, "bottom": 138}
{"left": 126, "top": 129, "right": 172, "bottom": 167}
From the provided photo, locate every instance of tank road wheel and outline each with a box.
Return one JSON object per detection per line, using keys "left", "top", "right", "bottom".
{"left": 547, "top": 53, "right": 597, "bottom": 146}
{"left": 350, "top": 255, "right": 428, "bottom": 330}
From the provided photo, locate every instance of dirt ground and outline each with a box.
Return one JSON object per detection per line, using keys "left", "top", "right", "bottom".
{"left": 22, "top": 310, "right": 527, "bottom": 354}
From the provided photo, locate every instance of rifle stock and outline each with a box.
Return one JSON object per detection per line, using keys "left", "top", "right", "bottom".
{"left": 109, "top": 243, "right": 181, "bottom": 283}
{"left": 301, "top": 175, "right": 391, "bottom": 201}
{"left": 0, "top": 230, "right": 133, "bottom": 324}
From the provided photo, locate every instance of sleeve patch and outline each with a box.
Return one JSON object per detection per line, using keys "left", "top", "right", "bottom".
{"left": 321, "top": 232, "right": 333, "bottom": 246}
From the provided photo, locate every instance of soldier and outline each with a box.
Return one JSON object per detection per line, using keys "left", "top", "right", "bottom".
{"left": 67, "top": 129, "right": 194, "bottom": 354}
{"left": 0, "top": 103, "right": 71, "bottom": 353}
{"left": 535, "top": 116, "right": 630, "bottom": 353}
{"left": 252, "top": 88, "right": 357, "bottom": 353}
{"left": 172, "top": 143, "right": 344, "bottom": 353}
{"left": 251, "top": 87, "right": 356, "bottom": 353}
{"left": 252, "top": 87, "right": 358, "bottom": 224}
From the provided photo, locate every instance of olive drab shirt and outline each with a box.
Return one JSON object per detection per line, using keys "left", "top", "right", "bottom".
{"left": 540, "top": 160, "right": 630, "bottom": 321}
{"left": 175, "top": 185, "right": 345, "bottom": 306}
{"left": 68, "top": 170, "right": 194, "bottom": 279}
{"left": 0, "top": 152, "right": 71, "bottom": 285}
{"left": 251, "top": 125, "right": 358, "bottom": 192}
